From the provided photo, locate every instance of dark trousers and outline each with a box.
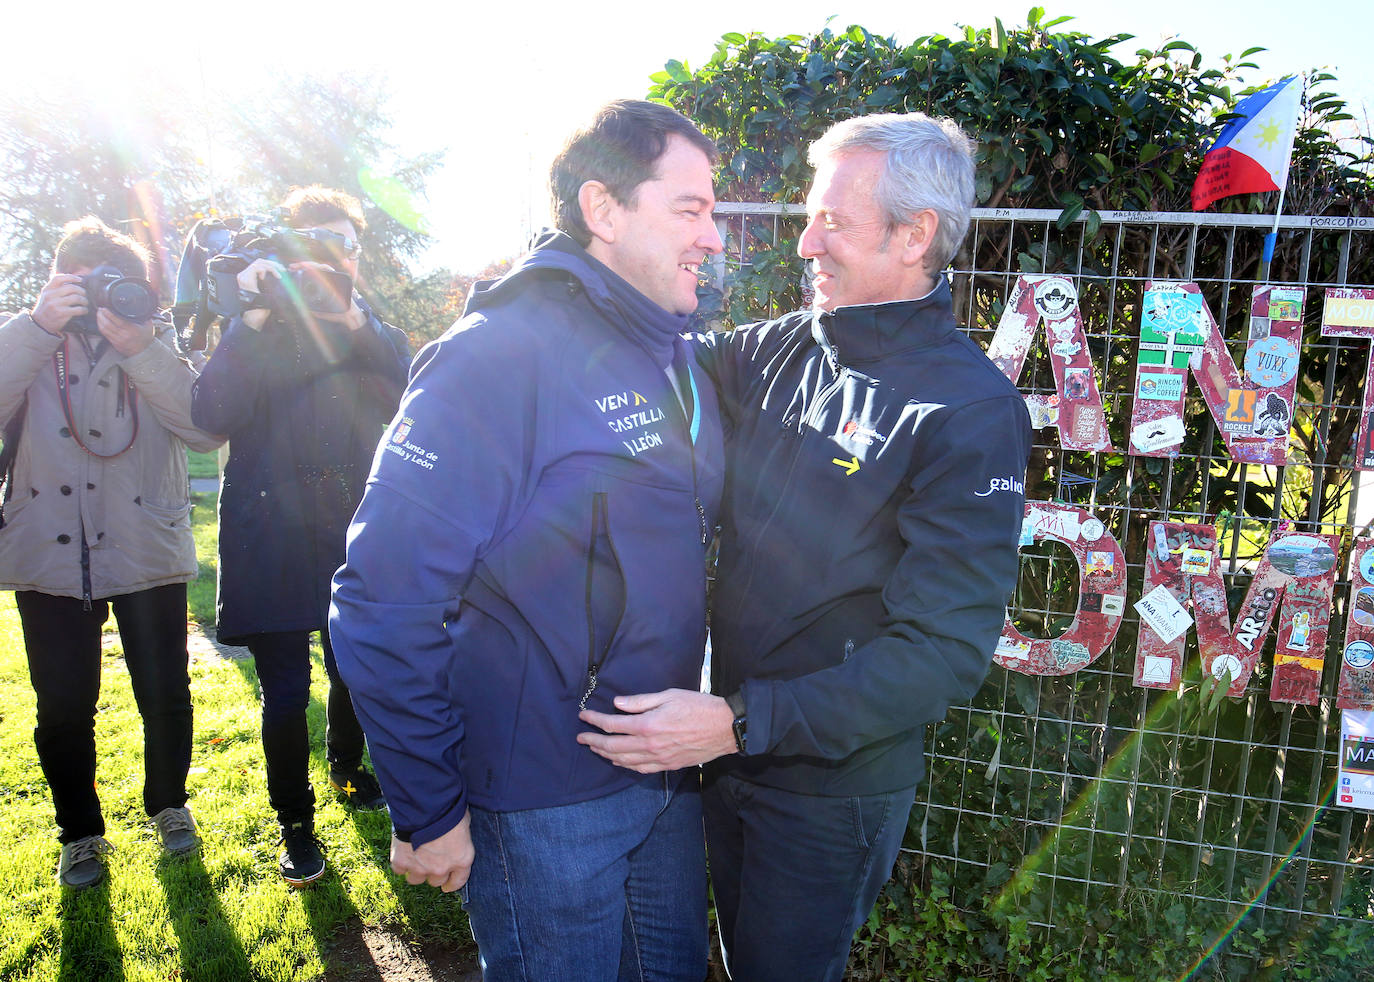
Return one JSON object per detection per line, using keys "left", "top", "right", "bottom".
{"left": 17, "top": 585, "right": 193, "bottom": 845}
{"left": 703, "top": 770, "right": 916, "bottom": 982}
{"left": 244, "top": 628, "right": 366, "bottom": 824}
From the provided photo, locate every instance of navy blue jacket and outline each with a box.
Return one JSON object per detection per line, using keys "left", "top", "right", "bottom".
{"left": 701, "top": 281, "right": 1032, "bottom": 796}
{"left": 190, "top": 302, "right": 409, "bottom": 643}
{"left": 329, "top": 233, "right": 724, "bottom": 846}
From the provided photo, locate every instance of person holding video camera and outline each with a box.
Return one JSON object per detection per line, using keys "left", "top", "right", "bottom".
{"left": 0, "top": 217, "right": 224, "bottom": 889}
{"left": 190, "top": 186, "right": 409, "bottom": 888}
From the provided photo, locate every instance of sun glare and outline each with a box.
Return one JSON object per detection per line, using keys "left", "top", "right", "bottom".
{"left": 4, "top": 0, "right": 1370, "bottom": 276}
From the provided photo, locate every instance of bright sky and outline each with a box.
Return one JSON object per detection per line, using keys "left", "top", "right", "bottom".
{"left": 8, "top": 1, "right": 1373, "bottom": 273}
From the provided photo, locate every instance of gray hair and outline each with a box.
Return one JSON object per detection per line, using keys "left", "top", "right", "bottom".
{"left": 808, "top": 112, "right": 976, "bottom": 271}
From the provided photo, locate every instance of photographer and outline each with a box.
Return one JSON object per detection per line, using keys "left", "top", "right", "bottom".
{"left": 190, "top": 186, "right": 409, "bottom": 887}
{"left": 0, "top": 217, "right": 223, "bottom": 889}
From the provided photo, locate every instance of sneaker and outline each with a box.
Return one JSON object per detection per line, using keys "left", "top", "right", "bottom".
{"left": 279, "top": 820, "right": 327, "bottom": 888}
{"left": 152, "top": 806, "right": 201, "bottom": 856}
{"left": 330, "top": 767, "right": 387, "bottom": 811}
{"left": 57, "top": 835, "right": 112, "bottom": 889}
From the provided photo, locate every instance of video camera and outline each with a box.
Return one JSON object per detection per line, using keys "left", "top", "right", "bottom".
{"left": 68, "top": 265, "right": 158, "bottom": 334}
{"left": 172, "top": 216, "right": 356, "bottom": 350}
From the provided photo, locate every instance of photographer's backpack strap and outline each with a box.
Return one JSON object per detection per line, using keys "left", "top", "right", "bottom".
{"left": 0, "top": 396, "right": 28, "bottom": 530}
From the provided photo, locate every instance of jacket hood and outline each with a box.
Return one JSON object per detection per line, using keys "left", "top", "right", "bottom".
{"left": 467, "top": 229, "right": 688, "bottom": 369}
{"left": 465, "top": 230, "right": 589, "bottom": 309}
{"left": 811, "top": 277, "right": 956, "bottom": 365}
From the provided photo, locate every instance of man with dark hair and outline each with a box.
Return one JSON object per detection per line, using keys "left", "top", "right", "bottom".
{"left": 579, "top": 112, "right": 1034, "bottom": 980}
{"left": 191, "top": 185, "right": 409, "bottom": 887}
{"left": 0, "top": 217, "right": 223, "bottom": 888}
{"left": 330, "top": 99, "right": 724, "bottom": 979}
{"left": 549, "top": 98, "right": 719, "bottom": 247}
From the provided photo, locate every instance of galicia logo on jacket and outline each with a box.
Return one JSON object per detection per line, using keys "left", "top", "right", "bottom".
{"left": 974, "top": 475, "right": 1026, "bottom": 498}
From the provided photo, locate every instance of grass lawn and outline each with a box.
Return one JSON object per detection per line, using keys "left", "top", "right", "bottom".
{"left": 0, "top": 492, "right": 474, "bottom": 982}
{"left": 187, "top": 450, "right": 219, "bottom": 482}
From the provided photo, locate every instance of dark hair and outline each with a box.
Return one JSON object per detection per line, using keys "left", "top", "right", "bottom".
{"left": 52, "top": 217, "right": 150, "bottom": 279}
{"left": 280, "top": 185, "right": 368, "bottom": 237}
{"left": 550, "top": 99, "right": 718, "bottom": 247}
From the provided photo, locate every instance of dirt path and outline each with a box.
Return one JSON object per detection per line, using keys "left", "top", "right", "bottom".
{"left": 186, "top": 624, "right": 244, "bottom": 662}
{"left": 323, "top": 919, "right": 481, "bottom": 981}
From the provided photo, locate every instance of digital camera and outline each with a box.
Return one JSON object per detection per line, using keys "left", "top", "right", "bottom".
{"left": 68, "top": 265, "right": 158, "bottom": 333}
{"left": 203, "top": 223, "right": 354, "bottom": 319}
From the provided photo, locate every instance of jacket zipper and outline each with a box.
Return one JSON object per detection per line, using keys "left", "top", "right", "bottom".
{"left": 677, "top": 361, "right": 708, "bottom": 546}
{"left": 581, "top": 361, "right": 706, "bottom": 708}
{"left": 804, "top": 327, "right": 847, "bottom": 429}
{"left": 733, "top": 331, "right": 846, "bottom": 611}
{"left": 690, "top": 426, "right": 707, "bottom": 546}
{"left": 80, "top": 528, "right": 93, "bottom": 611}
{"left": 582, "top": 492, "right": 621, "bottom": 710}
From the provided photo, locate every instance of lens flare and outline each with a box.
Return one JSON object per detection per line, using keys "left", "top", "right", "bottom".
{"left": 130, "top": 180, "right": 173, "bottom": 294}
{"left": 986, "top": 677, "right": 1342, "bottom": 979}
{"left": 1174, "top": 779, "right": 1336, "bottom": 982}
{"left": 271, "top": 271, "right": 345, "bottom": 365}
{"left": 358, "top": 166, "right": 430, "bottom": 235}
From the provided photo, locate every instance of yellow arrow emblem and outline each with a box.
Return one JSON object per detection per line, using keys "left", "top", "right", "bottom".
{"left": 632, "top": 391, "right": 648, "bottom": 406}
{"left": 831, "top": 456, "right": 860, "bottom": 476}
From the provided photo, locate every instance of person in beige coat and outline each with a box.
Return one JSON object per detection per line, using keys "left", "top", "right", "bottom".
{"left": 0, "top": 217, "right": 223, "bottom": 888}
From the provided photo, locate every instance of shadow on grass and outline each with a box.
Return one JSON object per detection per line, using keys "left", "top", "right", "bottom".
{"left": 215, "top": 630, "right": 478, "bottom": 977}
{"left": 325, "top": 796, "right": 478, "bottom": 977}
{"left": 303, "top": 878, "right": 477, "bottom": 982}
{"left": 300, "top": 887, "right": 370, "bottom": 981}
{"left": 155, "top": 851, "right": 253, "bottom": 980}
{"left": 57, "top": 879, "right": 124, "bottom": 982}
{"left": 291, "top": 838, "right": 468, "bottom": 982}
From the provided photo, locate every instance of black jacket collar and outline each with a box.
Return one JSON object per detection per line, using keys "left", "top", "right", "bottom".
{"left": 810, "top": 278, "right": 955, "bottom": 367}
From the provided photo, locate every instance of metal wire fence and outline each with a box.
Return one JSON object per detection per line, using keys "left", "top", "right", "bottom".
{"left": 712, "top": 203, "right": 1374, "bottom": 967}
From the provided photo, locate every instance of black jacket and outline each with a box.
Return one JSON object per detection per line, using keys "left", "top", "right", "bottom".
{"left": 701, "top": 280, "right": 1032, "bottom": 796}
{"left": 191, "top": 303, "right": 409, "bottom": 643}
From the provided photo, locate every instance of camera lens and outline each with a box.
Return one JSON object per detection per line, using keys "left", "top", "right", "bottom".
{"left": 106, "top": 279, "right": 157, "bottom": 322}
{"left": 83, "top": 265, "right": 157, "bottom": 323}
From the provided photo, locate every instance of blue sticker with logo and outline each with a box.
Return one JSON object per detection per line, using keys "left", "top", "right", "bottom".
{"left": 1244, "top": 336, "right": 1299, "bottom": 388}
{"left": 1345, "top": 640, "right": 1374, "bottom": 670}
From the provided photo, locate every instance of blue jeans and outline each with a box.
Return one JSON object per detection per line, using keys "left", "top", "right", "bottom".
{"left": 703, "top": 771, "right": 916, "bottom": 982}
{"left": 462, "top": 771, "right": 707, "bottom": 982}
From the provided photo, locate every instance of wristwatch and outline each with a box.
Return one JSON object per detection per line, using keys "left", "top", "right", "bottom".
{"left": 726, "top": 691, "right": 747, "bottom": 754}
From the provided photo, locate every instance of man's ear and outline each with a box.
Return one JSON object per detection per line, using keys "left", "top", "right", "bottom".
{"left": 579, "top": 181, "right": 617, "bottom": 246}
{"left": 899, "top": 208, "right": 940, "bottom": 269}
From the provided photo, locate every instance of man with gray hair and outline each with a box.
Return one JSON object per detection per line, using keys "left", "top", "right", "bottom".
{"left": 579, "top": 112, "right": 1032, "bottom": 980}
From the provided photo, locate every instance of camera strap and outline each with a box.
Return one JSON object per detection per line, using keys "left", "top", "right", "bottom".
{"left": 0, "top": 396, "right": 25, "bottom": 529}
{"left": 52, "top": 337, "right": 139, "bottom": 459}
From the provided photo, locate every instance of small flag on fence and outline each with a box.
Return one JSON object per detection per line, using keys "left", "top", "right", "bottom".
{"left": 1191, "top": 76, "right": 1301, "bottom": 211}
